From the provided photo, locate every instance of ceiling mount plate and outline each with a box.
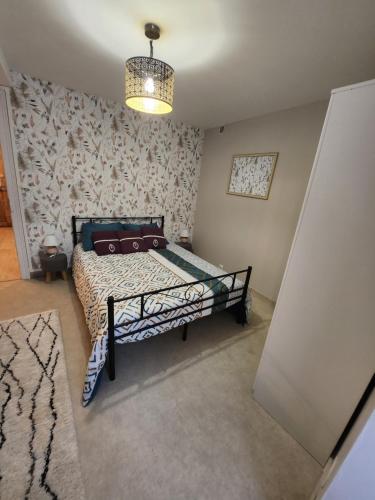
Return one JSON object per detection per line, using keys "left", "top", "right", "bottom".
{"left": 145, "top": 23, "right": 160, "bottom": 40}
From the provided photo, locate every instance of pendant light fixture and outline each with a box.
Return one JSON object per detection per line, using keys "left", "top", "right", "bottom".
{"left": 125, "top": 23, "right": 174, "bottom": 115}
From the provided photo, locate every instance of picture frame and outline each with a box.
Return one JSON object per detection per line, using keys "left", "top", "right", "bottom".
{"left": 227, "top": 152, "right": 278, "bottom": 200}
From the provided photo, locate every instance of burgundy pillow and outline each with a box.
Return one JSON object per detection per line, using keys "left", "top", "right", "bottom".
{"left": 91, "top": 231, "right": 120, "bottom": 256}
{"left": 141, "top": 226, "right": 167, "bottom": 250}
{"left": 118, "top": 230, "right": 146, "bottom": 254}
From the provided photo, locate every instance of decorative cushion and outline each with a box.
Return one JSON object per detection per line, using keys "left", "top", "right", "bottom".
{"left": 118, "top": 230, "right": 146, "bottom": 254}
{"left": 141, "top": 226, "right": 167, "bottom": 250}
{"left": 91, "top": 231, "right": 121, "bottom": 256}
{"left": 122, "top": 222, "right": 158, "bottom": 231}
{"left": 81, "top": 222, "right": 123, "bottom": 251}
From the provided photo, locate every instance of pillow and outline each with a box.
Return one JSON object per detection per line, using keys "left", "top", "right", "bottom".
{"left": 122, "top": 222, "right": 158, "bottom": 231}
{"left": 81, "top": 222, "right": 123, "bottom": 251}
{"left": 91, "top": 231, "right": 121, "bottom": 256}
{"left": 118, "top": 230, "right": 146, "bottom": 254}
{"left": 141, "top": 226, "right": 167, "bottom": 250}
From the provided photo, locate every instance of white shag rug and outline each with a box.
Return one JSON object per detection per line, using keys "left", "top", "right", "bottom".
{"left": 0, "top": 310, "right": 85, "bottom": 499}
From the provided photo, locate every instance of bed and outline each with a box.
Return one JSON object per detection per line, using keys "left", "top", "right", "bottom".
{"left": 72, "top": 216, "right": 252, "bottom": 406}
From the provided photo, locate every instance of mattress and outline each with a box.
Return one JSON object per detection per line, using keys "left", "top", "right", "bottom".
{"left": 73, "top": 242, "right": 251, "bottom": 405}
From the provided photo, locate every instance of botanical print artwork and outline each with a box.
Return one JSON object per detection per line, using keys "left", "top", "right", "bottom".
{"left": 228, "top": 153, "right": 278, "bottom": 199}
{"left": 10, "top": 72, "right": 204, "bottom": 270}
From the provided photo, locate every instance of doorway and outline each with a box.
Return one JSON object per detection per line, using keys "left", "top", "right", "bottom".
{"left": 0, "top": 87, "right": 29, "bottom": 280}
{"left": 0, "top": 144, "right": 21, "bottom": 281}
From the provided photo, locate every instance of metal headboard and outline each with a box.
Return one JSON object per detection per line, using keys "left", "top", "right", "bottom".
{"left": 71, "top": 215, "right": 165, "bottom": 246}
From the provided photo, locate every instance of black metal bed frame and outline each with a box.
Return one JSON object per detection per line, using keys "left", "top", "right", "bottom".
{"left": 72, "top": 215, "right": 252, "bottom": 381}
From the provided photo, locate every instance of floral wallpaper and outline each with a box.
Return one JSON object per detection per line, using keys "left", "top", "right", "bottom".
{"left": 10, "top": 72, "right": 204, "bottom": 270}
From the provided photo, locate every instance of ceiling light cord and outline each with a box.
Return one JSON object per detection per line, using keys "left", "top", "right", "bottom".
{"left": 149, "top": 40, "right": 154, "bottom": 58}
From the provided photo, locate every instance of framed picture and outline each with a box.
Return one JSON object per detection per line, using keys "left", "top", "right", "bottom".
{"left": 227, "top": 153, "right": 278, "bottom": 200}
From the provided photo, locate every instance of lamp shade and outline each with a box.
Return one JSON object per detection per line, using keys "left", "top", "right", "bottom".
{"left": 180, "top": 229, "right": 189, "bottom": 239}
{"left": 44, "top": 234, "right": 58, "bottom": 247}
{"left": 125, "top": 56, "right": 174, "bottom": 115}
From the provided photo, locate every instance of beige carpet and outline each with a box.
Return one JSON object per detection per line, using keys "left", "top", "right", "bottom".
{"left": 0, "top": 278, "right": 322, "bottom": 499}
{"left": 0, "top": 310, "right": 85, "bottom": 500}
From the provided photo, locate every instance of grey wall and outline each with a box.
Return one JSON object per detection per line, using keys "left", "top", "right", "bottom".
{"left": 193, "top": 101, "right": 327, "bottom": 301}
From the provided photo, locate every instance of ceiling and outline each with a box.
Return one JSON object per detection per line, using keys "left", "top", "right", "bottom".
{"left": 0, "top": 0, "right": 375, "bottom": 129}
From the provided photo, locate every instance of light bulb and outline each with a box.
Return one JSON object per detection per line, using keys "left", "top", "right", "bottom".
{"left": 144, "top": 77, "right": 155, "bottom": 94}
{"left": 144, "top": 98, "right": 156, "bottom": 111}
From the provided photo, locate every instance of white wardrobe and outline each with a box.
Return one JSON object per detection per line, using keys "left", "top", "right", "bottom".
{"left": 253, "top": 79, "right": 375, "bottom": 466}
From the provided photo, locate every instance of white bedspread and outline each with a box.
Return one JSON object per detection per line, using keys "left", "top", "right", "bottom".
{"left": 73, "top": 242, "right": 250, "bottom": 405}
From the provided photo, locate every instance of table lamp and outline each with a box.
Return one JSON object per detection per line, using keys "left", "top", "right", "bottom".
{"left": 44, "top": 234, "right": 59, "bottom": 256}
{"left": 180, "top": 229, "right": 189, "bottom": 243}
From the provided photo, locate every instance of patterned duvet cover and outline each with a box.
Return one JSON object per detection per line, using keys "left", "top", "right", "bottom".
{"left": 73, "top": 242, "right": 250, "bottom": 405}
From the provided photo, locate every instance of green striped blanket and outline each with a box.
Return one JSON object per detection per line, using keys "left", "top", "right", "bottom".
{"left": 156, "top": 249, "right": 229, "bottom": 312}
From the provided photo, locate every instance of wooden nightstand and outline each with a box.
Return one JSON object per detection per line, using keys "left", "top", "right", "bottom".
{"left": 176, "top": 241, "right": 194, "bottom": 253}
{"left": 40, "top": 253, "right": 68, "bottom": 283}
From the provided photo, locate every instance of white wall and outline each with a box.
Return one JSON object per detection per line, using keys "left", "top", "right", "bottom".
{"left": 0, "top": 48, "right": 11, "bottom": 87}
{"left": 194, "top": 101, "right": 327, "bottom": 301}
{"left": 318, "top": 390, "right": 375, "bottom": 500}
{"left": 253, "top": 80, "right": 375, "bottom": 465}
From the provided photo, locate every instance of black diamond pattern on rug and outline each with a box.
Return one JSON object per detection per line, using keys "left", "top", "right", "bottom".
{"left": 0, "top": 310, "right": 85, "bottom": 500}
